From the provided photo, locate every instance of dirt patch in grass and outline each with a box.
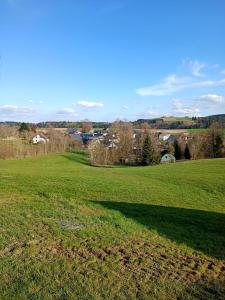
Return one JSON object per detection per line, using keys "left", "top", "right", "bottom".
{"left": 55, "top": 219, "right": 83, "bottom": 230}
{"left": 2, "top": 238, "right": 224, "bottom": 298}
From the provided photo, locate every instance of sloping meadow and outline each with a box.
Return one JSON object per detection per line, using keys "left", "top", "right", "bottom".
{"left": 0, "top": 152, "right": 224, "bottom": 299}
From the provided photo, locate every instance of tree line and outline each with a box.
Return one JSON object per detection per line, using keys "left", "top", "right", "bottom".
{"left": 2, "top": 114, "right": 224, "bottom": 130}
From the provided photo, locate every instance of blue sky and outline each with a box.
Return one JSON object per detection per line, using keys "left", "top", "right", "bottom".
{"left": 0, "top": 0, "right": 225, "bottom": 122}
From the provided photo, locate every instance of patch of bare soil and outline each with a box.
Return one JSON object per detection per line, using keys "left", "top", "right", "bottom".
{"left": 1, "top": 238, "right": 224, "bottom": 298}
{"left": 55, "top": 219, "right": 83, "bottom": 230}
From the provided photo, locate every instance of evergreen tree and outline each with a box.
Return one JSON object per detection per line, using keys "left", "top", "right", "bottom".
{"left": 214, "top": 134, "right": 224, "bottom": 158}
{"left": 210, "top": 122, "right": 224, "bottom": 158}
{"left": 184, "top": 143, "right": 191, "bottom": 159}
{"left": 174, "top": 140, "right": 182, "bottom": 160}
{"left": 141, "top": 135, "right": 159, "bottom": 165}
{"left": 19, "top": 122, "right": 30, "bottom": 132}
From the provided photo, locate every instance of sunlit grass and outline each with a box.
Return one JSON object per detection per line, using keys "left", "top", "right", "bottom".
{"left": 0, "top": 152, "right": 224, "bottom": 299}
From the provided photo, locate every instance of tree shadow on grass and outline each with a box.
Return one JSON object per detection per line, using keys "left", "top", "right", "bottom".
{"left": 61, "top": 152, "right": 90, "bottom": 165}
{"left": 94, "top": 201, "right": 225, "bottom": 260}
{"left": 61, "top": 152, "right": 130, "bottom": 168}
{"left": 181, "top": 278, "right": 225, "bottom": 300}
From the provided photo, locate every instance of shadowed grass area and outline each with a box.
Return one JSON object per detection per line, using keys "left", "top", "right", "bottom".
{"left": 61, "top": 152, "right": 90, "bottom": 165}
{"left": 94, "top": 201, "right": 225, "bottom": 259}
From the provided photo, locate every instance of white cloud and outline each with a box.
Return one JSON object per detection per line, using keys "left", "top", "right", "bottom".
{"left": 137, "top": 59, "right": 225, "bottom": 97}
{"left": 29, "top": 100, "right": 44, "bottom": 104}
{"left": 137, "top": 74, "right": 187, "bottom": 96}
{"left": 77, "top": 101, "right": 103, "bottom": 108}
{"left": 186, "top": 59, "right": 206, "bottom": 77}
{"left": 198, "top": 94, "right": 224, "bottom": 104}
{"left": 0, "top": 104, "right": 37, "bottom": 116}
{"left": 146, "top": 110, "right": 157, "bottom": 116}
{"left": 56, "top": 108, "right": 76, "bottom": 115}
{"left": 136, "top": 74, "right": 225, "bottom": 97}
{"left": 173, "top": 99, "right": 200, "bottom": 116}
{"left": 122, "top": 105, "right": 129, "bottom": 110}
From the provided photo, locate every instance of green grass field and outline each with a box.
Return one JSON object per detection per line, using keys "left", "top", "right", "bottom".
{"left": 187, "top": 128, "right": 225, "bottom": 135}
{"left": 0, "top": 152, "right": 224, "bottom": 299}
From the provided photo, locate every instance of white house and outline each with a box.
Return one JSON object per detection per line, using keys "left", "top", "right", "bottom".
{"left": 159, "top": 133, "right": 171, "bottom": 141}
{"left": 32, "top": 134, "right": 49, "bottom": 144}
{"left": 161, "top": 153, "right": 176, "bottom": 163}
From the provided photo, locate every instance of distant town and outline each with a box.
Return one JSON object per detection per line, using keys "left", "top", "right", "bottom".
{"left": 0, "top": 114, "right": 224, "bottom": 165}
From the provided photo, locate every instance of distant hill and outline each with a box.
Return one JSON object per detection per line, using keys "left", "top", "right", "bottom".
{"left": 201, "top": 114, "right": 225, "bottom": 123}
{"left": 0, "top": 114, "right": 224, "bottom": 129}
{"left": 133, "top": 114, "right": 225, "bottom": 129}
{"left": 0, "top": 121, "right": 110, "bottom": 130}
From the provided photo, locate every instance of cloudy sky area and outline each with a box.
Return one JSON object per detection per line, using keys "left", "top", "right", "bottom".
{"left": 0, "top": 0, "right": 225, "bottom": 122}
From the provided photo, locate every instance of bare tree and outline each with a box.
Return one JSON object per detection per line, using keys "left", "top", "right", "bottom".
{"left": 0, "top": 125, "right": 19, "bottom": 139}
{"left": 81, "top": 122, "right": 92, "bottom": 133}
{"left": 110, "top": 121, "right": 134, "bottom": 163}
{"left": 88, "top": 140, "right": 116, "bottom": 165}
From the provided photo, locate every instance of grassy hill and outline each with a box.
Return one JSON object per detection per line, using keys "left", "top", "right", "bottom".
{"left": 134, "top": 114, "right": 225, "bottom": 129}
{"left": 0, "top": 152, "right": 224, "bottom": 299}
